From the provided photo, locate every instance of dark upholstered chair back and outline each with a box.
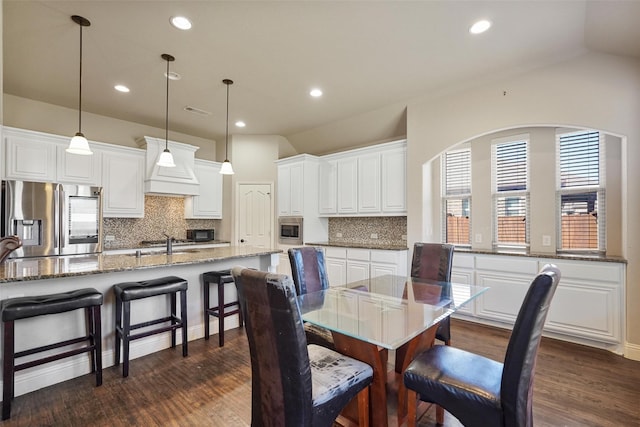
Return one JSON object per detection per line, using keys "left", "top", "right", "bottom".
{"left": 288, "top": 247, "right": 330, "bottom": 295}
{"left": 501, "top": 264, "right": 561, "bottom": 426}
{"left": 0, "top": 236, "right": 22, "bottom": 263}
{"left": 410, "top": 243, "right": 454, "bottom": 281}
{"left": 231, "top": 267, "right": 313, "bottom": 426}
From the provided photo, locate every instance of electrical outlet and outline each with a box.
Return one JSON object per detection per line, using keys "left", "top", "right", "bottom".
{"left": 475, "top": 233, "right": 482, "bottom": 243}
{"left": 542, "top": 235, "right": 551, "bottom": 246}
{"left": 371, "top": 233, "right": 378, "bottom": 239}
{"left": 105, "top": 235, "right": 115, "bottom": 242}
{"left": 336, "top": 232, "right": 343, "bottom": 238}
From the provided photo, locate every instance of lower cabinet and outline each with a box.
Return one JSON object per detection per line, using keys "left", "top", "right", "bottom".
{"left": 324, "top": 246, "right": 408, "bottom": 287}
{"left": 451, "top": 252, "right": 625, "bottom": 354}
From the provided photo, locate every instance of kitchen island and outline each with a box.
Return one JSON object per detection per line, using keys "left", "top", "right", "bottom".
{"left": 0, "top": 246, "right": 281, "bottom": 398}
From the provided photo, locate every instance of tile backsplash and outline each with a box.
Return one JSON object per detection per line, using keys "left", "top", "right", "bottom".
{"left": 328, "top": 216, "right": 407, "bottom": 247}
{"left": 103, "top": 195, "right": 219, "bottom": 249}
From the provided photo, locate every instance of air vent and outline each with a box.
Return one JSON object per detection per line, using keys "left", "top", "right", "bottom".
{"left": 184, "top": 106, "right": 212, "bottom": 116}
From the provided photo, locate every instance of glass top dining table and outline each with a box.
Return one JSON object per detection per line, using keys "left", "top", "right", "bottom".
{"left": 296, "top": 274, "right": 489, "bottom": 427}
{"left": 297, "top": 274, "right": 489, "bottom": 350}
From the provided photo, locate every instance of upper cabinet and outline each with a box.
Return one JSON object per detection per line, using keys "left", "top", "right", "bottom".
{"left": 3, "top": 127, "right": 101, "bottom": 185}
{"left": 276, "top": 154, "right": 319, "bottom": 217}
{"left": 318, "top": 140, "right": 406, "bottom": 217}
{"left": 185, "top": 159, "right": 223, "bottom": 219}
{"left": 101, "top": 145, "right": 145, "bottom": 218}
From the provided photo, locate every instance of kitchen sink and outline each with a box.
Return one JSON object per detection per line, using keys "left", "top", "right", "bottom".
{"left": 127, "top": 249, "right": 201, "bottom": 257}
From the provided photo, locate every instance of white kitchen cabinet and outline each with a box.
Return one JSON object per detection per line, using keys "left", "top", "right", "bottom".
{"left": 276, "top": 155, "right": 313, "bottom": 217}
{"left": 358, "top": 153, "right": 381, "bottom": 214}
{"left": 381, "top": 146, "right": 407, "bottom": 213}
{"left": 324, "top": 246, "right": 409, "bottom": 287}
{"left": 318, "top": 159, "right": 337, "bottom": 215}
{"left": 184, "top": 159, "right": 223, "bottom": 219}
{"left": 4, "top": 127, "right": 58, "bottom": 182}
{"left": 101, "top": 146, "right": 145, "bottom": 218}
{"left": 337, "top": 157, "right": 358, "bottom": 214}
{"left": 318, "top": 139, "right": 406, "bottom": 217}
{"left": 56, "top": 145, "right": 102, "bottom": 185}
{"left": 3, "top": 127, "right": 102, "bottom": 185}
{"left": 452, "top": 252, "right": 625, "bottom": 354}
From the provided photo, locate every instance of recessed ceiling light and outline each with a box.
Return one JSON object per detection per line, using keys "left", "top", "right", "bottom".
{"left": 235, "top": 121, "right": 246, "bottom": 128}
{"left": 165, "top": 71, "right": 181, "bottom": 81}
{"left": 114, "top": 84, "right": 130, "bottom": 93}
{"left": 310, "top": 88, "right": 323, "bottom": 97}
{"left": 469, "top": 19, "right": 491, "bottom": 34}
{"left": 170, "top": 16, "right": 192, "bottom": 30}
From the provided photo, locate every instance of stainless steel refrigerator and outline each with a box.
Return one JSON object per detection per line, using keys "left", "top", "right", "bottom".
{"left": 1, "top": 180, "right": 103, "bottom": 258}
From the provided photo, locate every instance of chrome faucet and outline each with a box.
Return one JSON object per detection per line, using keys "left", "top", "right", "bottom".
{"left": 164, "top": 233, "right": 173, "bottom": 255}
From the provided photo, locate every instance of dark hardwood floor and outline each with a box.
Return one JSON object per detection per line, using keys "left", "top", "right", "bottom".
{"left": 2, "top": 319, "right": 639, "bottom": 426}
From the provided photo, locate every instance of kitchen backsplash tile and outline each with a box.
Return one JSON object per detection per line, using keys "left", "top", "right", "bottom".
{"left": 328, "top": 216, "right": 407, "bottom": 246}
{"left": 103, "top": 195, "right": 219, "bottom": 249}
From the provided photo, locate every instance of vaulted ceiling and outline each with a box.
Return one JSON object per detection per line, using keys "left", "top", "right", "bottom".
{"left": 4, "top": 1, "right": 640, "bottom": 155}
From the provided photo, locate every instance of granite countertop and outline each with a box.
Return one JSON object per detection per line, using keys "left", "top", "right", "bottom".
{"left": 0, "top": 246, "right": 281, "bottom": 283}
{"left": 305, "top": 241, "right": 409, "bottom": 251}
{"left": 451, "top": 247, "right": 626, "bottom": 263}
{"left": 105, "top": 240, "right": 231, "bottom": 251}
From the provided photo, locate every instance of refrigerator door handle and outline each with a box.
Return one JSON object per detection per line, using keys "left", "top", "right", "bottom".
{"left": 54, "top": 186, "right": 64, "bottom": 250}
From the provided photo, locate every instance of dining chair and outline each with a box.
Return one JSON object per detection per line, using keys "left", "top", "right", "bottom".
{"left": 403, "top": 264, "right": 561, "bottom": 426}
{"left": 0, "top": 236, "right": 22, "bottom": 263}
{"left": 231, "top": 267, "right": 373, "bottom": 427}
{"left": 288, "top": 247, "right": 335, "bottom": 350}
{"left": 395, "top": 243, "right": 454, "bottom": 374}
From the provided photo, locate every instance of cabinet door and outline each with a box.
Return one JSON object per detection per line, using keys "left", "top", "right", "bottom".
{"left": 102, "top": 150, "right": 145, "bottom": 218}
{"left": 318, "top": 159, "right": 337, "bottom": 215}
{"left": 358, "top": 153, "right": 381, "bottom": 213}
{"left": 371, "top": 262, "right": 398, "bottom": 278}
{"left": 277, "top": 165, "right": 291, "bottom": 216}
{"left": 185, "top": 161, "right": 222, "bottom": 219}
{"left": 337, "top": 157, "right": 358, "bottom": 214}
{"left": 347, "top": 260, "right": 370, "bottom": 283}
{"left": 56, "top": 145, "right": 102, "bottom": 185}
{"left": 381, "top": 147, "right": 407, "bottom": 213}
{"left": 4, "top": 132, "right": 57, "bottom": 182}
{"left": 289, "top": 162, "right": 304, "bottom": 216}
{"left": 326, "top": 257, "right": 347, "bottom": 287}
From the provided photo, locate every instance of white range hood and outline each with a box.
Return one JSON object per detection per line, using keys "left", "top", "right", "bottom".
{"left": 137, "top": 136, "right": 200, "bottom": 196}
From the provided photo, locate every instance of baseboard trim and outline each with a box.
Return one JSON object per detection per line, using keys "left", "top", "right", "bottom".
{"left": 624, "top": 342, "right": 640, "bottom": 361}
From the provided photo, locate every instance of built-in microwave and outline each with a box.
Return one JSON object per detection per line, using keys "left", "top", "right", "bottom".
{"left": 278, "top": 217, "right": 303, "bottom": 245}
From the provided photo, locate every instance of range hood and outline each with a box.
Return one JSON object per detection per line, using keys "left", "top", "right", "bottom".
{"left": 137, "top": 136, "right": 200, "bottom": 196}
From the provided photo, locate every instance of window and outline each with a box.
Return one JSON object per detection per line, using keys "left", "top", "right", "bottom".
{"left": 557, "top": 130, "right": 605, "bottom": 252}
{"left": 442, "top": 148, "right": 471, "bottom": 245}
{"left": 492, "top": 136, "right": 529, "bottom": 247}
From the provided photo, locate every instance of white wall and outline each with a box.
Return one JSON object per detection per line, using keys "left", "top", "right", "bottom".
{"left": 406, "top": 51, "right": 640, "bottom": 357}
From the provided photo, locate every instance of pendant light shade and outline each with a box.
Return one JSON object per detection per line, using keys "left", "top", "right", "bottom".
{"left": 157, "top": 53, "right": 176, "bottom": 167}
{"left": 67, "top": 15, "right": 93, "bottom": 155}
{"left": 220, "top": 79, "right": 235, "bottom": 175}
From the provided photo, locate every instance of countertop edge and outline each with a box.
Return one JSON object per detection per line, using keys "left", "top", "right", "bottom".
{"left": 305, "top": 242, "right": 409, "bottom": 251}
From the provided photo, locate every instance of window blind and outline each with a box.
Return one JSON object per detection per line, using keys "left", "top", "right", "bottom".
{"left": 442, "top": 149, "right": 471, "bottom": 245}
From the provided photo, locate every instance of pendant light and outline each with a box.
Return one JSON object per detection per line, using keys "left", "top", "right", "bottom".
{"left": 157, "top": 53, "right": 176, "bottom": 167}
{"left": 67, "top": 15, "right": 93, "bottom": 155}
{"left": 219, "top": 79, "right": 235, "bottom": 175}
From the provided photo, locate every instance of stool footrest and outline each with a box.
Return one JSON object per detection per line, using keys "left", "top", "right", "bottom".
{"left": 128, "top": 315, "right": 180, "bottom": 331}
{"left": 16, "top": 343, "right": 97, "bottom": 372}
{"left": 15, "top": 334, "right": 93, "bottom": 359}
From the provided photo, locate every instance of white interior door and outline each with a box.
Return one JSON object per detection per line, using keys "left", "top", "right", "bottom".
{"left": 237, "top": 184, "right": 273, "bottom": 247}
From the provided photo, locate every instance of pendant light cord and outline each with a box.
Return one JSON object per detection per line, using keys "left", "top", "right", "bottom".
{"left": 225, "top": 83, "right": 229, "bottom": 157}
{"left": 78, "top": 23, "right": 83, "bottom": 134}
{"left": 165, "top": 58, "right": 170, "bottom": 150}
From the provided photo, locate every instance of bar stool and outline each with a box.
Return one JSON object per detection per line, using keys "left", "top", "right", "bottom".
{"left": 1, "top": 288, "right": 103, "bottom": 420}
{"left": 203, "top": 270, "right": 243, "bottom": 347}
{"left": 114, "top": 276, "right": 188, "bottom": 377}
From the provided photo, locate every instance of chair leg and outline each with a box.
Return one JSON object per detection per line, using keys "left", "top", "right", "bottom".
{"left": 114, "top": 295, "right": 122, "bottom": 366}
{"left": 122, "top": 300, "right": 131, "bottom": 378}
{"left": 2, "top": 320, "right": 15, "bottom": 420}
{"left": 170, "top": 292, "right": 177, "bottom": 348}
{"left": 92, "top": 305, "right": 103, "bottom": 386}
{"left": 436, "top": 404, "right": 444, "bottom": 425}
{"left": 356, "top": 386, "right": 370, "bottom": 427}
{"left": 203, "top": 279, "right": 210, "bottom": 340}
{"left": 180, "top": 289, "right": 188, "bottom": 357}
{"left": 218, "top": 278, "right": 225, "bottom": 347}
{"left": 406, "top": 389, "right": 417, "bottom": 427}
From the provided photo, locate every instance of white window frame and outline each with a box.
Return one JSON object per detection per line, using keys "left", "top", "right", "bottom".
{"left": 492, "top": 134, "right": 530, "bottom": 249}
{"left": 556, "top": 129, "right": 606, "bottom": 253}
{"left": 441, "top": 148, "right": 471, "bottom": 246}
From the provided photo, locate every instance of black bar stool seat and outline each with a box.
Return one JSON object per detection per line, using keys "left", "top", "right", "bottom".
{"left": 114, "top": 276, "right": 188, "bottom": 378}
{"left": 203, "top": 270, "right": 243, "bottom": 347}
{"left": 2, "top": 288, "right": 103, "bottom": 420}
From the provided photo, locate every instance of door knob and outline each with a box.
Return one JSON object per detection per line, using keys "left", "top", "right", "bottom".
{"left": 240, "top": 239, "right": 245, "bottom": 243}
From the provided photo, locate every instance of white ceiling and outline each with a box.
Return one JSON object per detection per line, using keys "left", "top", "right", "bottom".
{"left": 4, "top": 1, "right": 640, "bottom": 155}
